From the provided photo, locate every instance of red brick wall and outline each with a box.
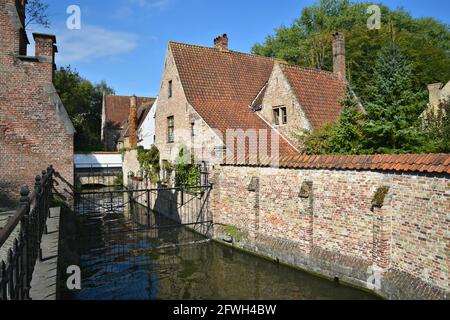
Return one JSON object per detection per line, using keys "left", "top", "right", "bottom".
{"left": 0, "top": 0, "right": 74, "bottom": 205}
{"left": 210, "top": 165, "right": 449, "bottom": 299}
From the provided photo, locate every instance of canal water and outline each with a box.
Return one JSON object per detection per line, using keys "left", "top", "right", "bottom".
{"left": 59, "top": 189, "right": 378, "bottom": 300}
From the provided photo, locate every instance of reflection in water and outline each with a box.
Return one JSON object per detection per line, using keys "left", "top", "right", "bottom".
{"left": 66, "top": 190, "right": 378, "bottom": 300}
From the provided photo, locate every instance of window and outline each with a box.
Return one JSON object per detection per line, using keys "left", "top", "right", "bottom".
{"left": 167, "top": 116, "right": 174, "bottom": 143}
{"left": 168, "top": 80, "right": 173, "bottom": 98}
{"left": 191, "top": 122, "right": 196, "bottom": 137}
{"left": 281, "top": 107, "right": 287, "bottom": 125}
{"left": 273, "top": 108, "right": 280, "bottom": 125}
{"left": 273, "top": 106, "right": 287, "bottom": 125}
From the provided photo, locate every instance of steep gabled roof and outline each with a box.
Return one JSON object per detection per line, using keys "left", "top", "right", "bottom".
{"left": 105, "top": 95, "right": 155, "bottom": 127}
{"left": 169, "top": 42, "right": 298, "bottom": 157}
{"left": 280, "top": 64, "right": 346, "bottom": 129}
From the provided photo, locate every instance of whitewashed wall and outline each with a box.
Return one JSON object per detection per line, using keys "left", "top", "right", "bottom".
{"left": 138, "top": 98, "right": 158, "bottom": 150}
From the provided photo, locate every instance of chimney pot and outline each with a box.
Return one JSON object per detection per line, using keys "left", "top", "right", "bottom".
{"left": 332, "top": 32, "right": 346, "bottom": 81}
{"left": 214, "top": 34, "right": 229, "bottom": 51}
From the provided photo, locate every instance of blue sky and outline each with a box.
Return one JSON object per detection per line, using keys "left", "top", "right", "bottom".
{"left": 28, "top": 0, "right": 449, "bottom": 97}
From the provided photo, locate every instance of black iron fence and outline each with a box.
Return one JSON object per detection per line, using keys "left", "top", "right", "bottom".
{"left": 0, "top": 166, "right": 54, "bottom": 300}
{"left": 74, "top": 184, "right": 213, "bottom": 237}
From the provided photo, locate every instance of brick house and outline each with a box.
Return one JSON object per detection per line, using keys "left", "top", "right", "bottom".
{"left": 155, "top": 33, "right": 347, "bottom": 167}
{"left": 101, "top": 94, "right": 155, "bottom": 151}
{"left": 0, "top": 0, "right": 75, "bottom": 206}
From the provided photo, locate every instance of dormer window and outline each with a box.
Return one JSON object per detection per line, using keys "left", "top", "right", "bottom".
{"left": 273, "top": 106, "right": 287, "bottom": 125}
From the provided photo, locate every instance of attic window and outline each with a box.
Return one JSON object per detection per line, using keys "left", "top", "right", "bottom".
{"left": 167, "top": 116, "right": 174, "bottom": 143}
{"left": 168, "top": 80, "right": 173, "bottom": 98}
{"left": 273, "top": 106, "right": 287, "bottom": 125}
{"left": 191, "top": 122, "right": 196, "bottom": 137}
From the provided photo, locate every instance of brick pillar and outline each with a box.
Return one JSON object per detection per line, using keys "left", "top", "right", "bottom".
{"left": 299, "top": 180, "right": 314, "bottom": 254}
{"left": 372, "top": 206, "right": 391, "bottom": 270}
{"left": 129, "top": 95, "right": 138, "bottom": 148}
{"left": 247, "top": 176, "right": 260, "bottom": 242}
{"left": 371, "top": 186, "right": 392, "bottom": 270}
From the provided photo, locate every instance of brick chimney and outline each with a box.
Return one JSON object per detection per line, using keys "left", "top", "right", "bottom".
{"left": 214, "top": 34, "right": 229, "bottom": 51}
{"left": 33, "top": 33, "right": 57, "bottom": 80}
{"left": 128, "top": 95, "right": 138, "bottom": 148}
{"left": 332, "top": 32, "right": 346, "bottom": 81}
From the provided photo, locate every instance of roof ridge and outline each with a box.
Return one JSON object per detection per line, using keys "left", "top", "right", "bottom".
{"left": 169, "top": 41, "right": 275, "bottom": 62}
{"left": 106, "top": 95, "right": 155, "bottom": 99}
{"left": 280, "top": 63, "right": 342, "bottom": 79}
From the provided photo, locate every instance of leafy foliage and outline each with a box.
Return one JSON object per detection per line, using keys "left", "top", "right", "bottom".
{"left": 137, "top": 145, "right": 161, "bottom": 183}
{"left": 253, "top": 0, "right": 450, "bottom": 103}
{"left": 298, "top": 46, "right": 437, "bottom": 155}
{"left": 423, "top": 100, "right": 450, "bottom": 153}
{"left": 174, "top": 147, "right": 200, "bottom": 187}
{"left": 293, "top": 124, "right": 336, "bottom": 155}
{"left": 54, "top": 66, "right": 114, "bottom": 152}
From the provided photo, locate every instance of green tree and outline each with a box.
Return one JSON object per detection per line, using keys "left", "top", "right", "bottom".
{"left": 137, "top": 145, "right": 161, "bottom": 183}
{"left": 54, "top": 66, "right": 114, "bottom": 152}
{"left": 360, "top": 45, "right": 428, "bottom": 154}
{"left": 296, "top": 88, "right": 364, "bottom": 155}
{"left": 294, "top": 123, "right": 336, "bottom": 155}
{"left": 253, "top": 0, "right": 450, "bottom": 102}
{"left": 424, "top": 100, "right": 450, "bottom": 153}
{"left": 328, "top": 90, "right": 364, "bottom": 154}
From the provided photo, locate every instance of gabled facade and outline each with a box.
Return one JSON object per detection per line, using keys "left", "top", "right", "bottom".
{"left": 101, "top": 95, "right": 155, "bottom": 151}
{"left": 0, "top": 0, "right": 75, "bottom": 205}
{"left": 155, "top": 33, "right": 347, "bottom": 167}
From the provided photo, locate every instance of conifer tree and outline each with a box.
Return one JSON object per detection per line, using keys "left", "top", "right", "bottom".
{"left": 361, "top": 44, "right": 427, "bottom": 154}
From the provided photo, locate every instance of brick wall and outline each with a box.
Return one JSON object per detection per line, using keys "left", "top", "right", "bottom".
{"left": 210, "top": 163, "right": 449, "bottom": 299}
{"left": 0, "top": 0, "right": 74, "bottom": 205}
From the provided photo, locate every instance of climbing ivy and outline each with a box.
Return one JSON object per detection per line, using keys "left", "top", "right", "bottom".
{"left": 174, "top": 146, "right": 200, "bottom": 187}
{"left": 136, "top": 145, "right": 160, "bottom": 183}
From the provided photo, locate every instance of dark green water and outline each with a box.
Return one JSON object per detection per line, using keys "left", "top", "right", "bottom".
{"left": 60, "top": 192, "right": 378, "bottom": 300}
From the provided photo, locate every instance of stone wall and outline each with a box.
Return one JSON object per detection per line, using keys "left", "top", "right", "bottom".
{"left": 259, "top": 63, "right": 312, "bottom": 139}
{"left": 0, "top": 0, "right": 74, "bottom": 205}
{"left": 210, "top": 165, "right": 449, "bottom": 299}
{"left": 155, "top": 46, "right": 224, "bottom": 166}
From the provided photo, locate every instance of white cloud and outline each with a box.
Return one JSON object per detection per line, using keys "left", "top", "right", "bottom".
{"left": 55, "top": 25, "right": 139, "bottom": 64}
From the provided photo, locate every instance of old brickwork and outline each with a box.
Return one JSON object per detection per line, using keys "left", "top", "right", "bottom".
{"left": 210, "top": 164, "right": 449, "bottom": 299}
{"left": 0, "top": 0, "right": 74, "bottom": 205}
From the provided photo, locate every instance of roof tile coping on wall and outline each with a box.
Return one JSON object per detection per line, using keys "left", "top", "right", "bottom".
{"left": 221, "top": 154, "right": 450, "bottom": 174}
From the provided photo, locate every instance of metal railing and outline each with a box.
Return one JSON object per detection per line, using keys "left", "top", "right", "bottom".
{"left": 0, "top": 166, "right": 54, "bottom": 300}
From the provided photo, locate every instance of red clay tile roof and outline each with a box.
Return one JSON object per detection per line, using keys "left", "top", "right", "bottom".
{"left": 170, "top": 42, "right": 298, "bottom": 157}
{"left": 224, "top": 153, "right": 450, "bottom": 174}
{"left": 105, "top": 96, "right": 155, "bottom": 127}
{"left": 280, "top": 64, "right": 346, "bottom": 129}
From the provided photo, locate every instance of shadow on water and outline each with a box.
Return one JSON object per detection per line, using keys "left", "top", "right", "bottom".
{"left": 60, "top": 188, "right": 379, "bottom": 300}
